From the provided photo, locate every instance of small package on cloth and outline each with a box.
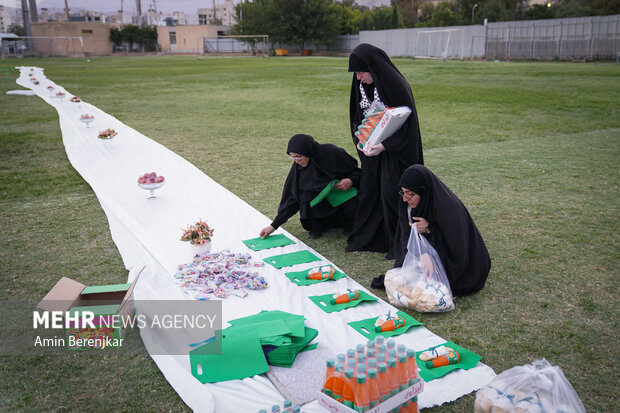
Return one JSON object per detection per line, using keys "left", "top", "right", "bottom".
{"left": 385, "top": 225, "right": 454, "bottom": 312}
{"left": 474, "top": 358, "right": 586, "bottom": 413}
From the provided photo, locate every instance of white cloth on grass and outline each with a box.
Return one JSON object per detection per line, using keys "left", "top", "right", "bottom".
{"left": 16, "top": 66, "right": 496, "bottom": 412}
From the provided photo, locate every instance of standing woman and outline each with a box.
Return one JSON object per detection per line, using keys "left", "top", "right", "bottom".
{"left": 346, "top": 43, "right": 424, "bottom": 258}
{"left": 386, "top": 165, "right": 491, "bottom": 295}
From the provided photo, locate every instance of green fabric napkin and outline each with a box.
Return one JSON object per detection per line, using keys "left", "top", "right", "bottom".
{"left": 284, "top": 266, "right": 347, "bottom": 286}
{"left": 263, "top": 250, "right": 321, "bottom": 269}
{"left": 308, "top": 290, "right": 378, "bottom": 313}
{"left": 189, "top": 329, "right": 269, "bottom": 383}
{"left": 228, "top": 310, "right": 306, "bottom": 338}
{"left": 347, "top": 310, "right": 424, "bottom": 340}
{"left": 224, "top": 319, "right": 293, "bottom": 346}
{"left": 416, "top": 341, "right": 481, "bottom": 382}
{"left": 242, "top": 234, "right": 296, "bottom": 251}
{"left": 310, "top": 180, "right": 358, "bottom": 208}
{"left": 265, "top": 326, "right": 319, "bottom": 367}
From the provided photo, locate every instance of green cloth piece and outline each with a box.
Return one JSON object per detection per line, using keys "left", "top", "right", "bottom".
{"left": 266, "top": 327, "right": 319, "bottom": 367}
{"left": 189, "top": 329, "right": 269, "bottom": 383}
{"left": 242, "top": 234, "right": 295, "bottom": 251}
{"left": 308, "top": 290, "right": 378, "bottom": 313}
{"left": 284, "top": 267, "right": 347, "bottom": 286}
{"left": 310, "top": 179, "right": 358, "bottom": 208}
{"left": 263, "top": 250, "right": 321, "bottom": 269}
{"left": 224, "top": 319, "right": 293, "bottom": 346}
{"left": 347, "top": 310, "right": 424, "bottom": 340}
{"left": 416, "top": 341, "right": 481, "bottom": 382}
{"left": 228, "top": 310, "right": 306, "bottom": 338}
{"left": 81, "top": 283, "right": 131, "bottom": 294}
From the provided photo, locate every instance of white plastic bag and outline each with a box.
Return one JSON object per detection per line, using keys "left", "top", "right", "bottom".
{"left": 385, "top": 224, "right": 454, "bottom": 312}
{"left": 474, "top": 358, "right": 586, "bottom": 413}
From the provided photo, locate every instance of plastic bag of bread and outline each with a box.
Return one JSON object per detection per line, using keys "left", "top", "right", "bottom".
{"left": 474, "top": 358, "right": 586, "bottom": 413}
{"left": 385, "top": 224, "right": 454, "bottom": 312}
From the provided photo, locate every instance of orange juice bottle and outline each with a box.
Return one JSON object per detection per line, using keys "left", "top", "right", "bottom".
{"left": 376, "top": 362, "right": 391, "bottom": 402}
{"left": 323, "top": 358, "right": 335, "bottom": 397}
{"left": 355, "top": 374, "right": 370, "bottom": 413}
{"left": 367, "top": 368, "right": 381, "bottom": 408}
{"left": 397, "top": 354, "right": 409, "bottom": 392}
{"left": 343, "top": 369, "right": 356, "bottom": 409}
{"left": 331, "top": 363, "right": 345, "bottom": 402}
{"left": 386, "top": 358, "right": 400, "bottom": 398}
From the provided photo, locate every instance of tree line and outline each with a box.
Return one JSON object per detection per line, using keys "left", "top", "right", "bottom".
{"left": 231, "top": 0, "right": 619, "bottom": 50}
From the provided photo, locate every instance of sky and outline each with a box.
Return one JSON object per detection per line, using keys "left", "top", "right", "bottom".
{"left": 0, "top": 0, "right": 388, "bottom": 14}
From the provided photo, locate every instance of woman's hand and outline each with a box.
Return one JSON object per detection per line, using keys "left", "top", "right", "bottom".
{"left": 420, "top": 252, "right": 435, "bottom": 280}
{"left": 333, "top": 178, "right": 353, "bottom": 191}
{"left": 412, "top": 217, "right": 430, "bottom": 234}
{"left": 364, "top": 143, "right": 385, "bottom": 157}
{"left": 259, "top": 225, "right": 275, "bottom": 239}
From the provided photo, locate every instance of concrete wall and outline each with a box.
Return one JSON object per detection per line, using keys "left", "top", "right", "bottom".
{"left": 344, "top": 14, "right": 620, "bottom": 60}
{"left": 157, "top": 25, "right": 218, "bottom": 53}
{"left": 31, "top": 22, "right": 113, "bottom": 56}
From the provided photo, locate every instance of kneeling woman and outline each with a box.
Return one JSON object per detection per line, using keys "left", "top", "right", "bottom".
{"left": 260, "top": 134, "right": 361, "bottom": 240}
{"left": 376, "top": 165, "right": 491, "bottom": 295}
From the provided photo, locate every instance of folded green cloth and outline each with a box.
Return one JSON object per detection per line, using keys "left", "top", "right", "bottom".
{"left": 347, "top": 310, "right": 424, "bottom": 340}
{"left": 310, "top": 179, "right": 358, "bottom": 208}
{"left": 284, "top": 266, "right": 347, "bottom": 286}
{"left": 263, "top": 250, "right": 321, "bottom": 269}
{"left": 308, "top": 290, "right": 378, "bottom": 313}
{"left": 265, "top": 327, "right": 319, "bottom": 367}
{"left": 242, "top": 234, "right": 295, "bottom": 251}
{"left": 189, "top": 329, "right": 269, "bottom": 383}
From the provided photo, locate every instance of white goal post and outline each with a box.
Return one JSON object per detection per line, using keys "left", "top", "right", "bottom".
{"left": 1, "top": 36, "right": 85, "bottom": 59}
{"left": 200, "top": 35, "right": 269, "bottom": 56}
{"left": 416, "top": 29, "right": 465, "bottom": 60}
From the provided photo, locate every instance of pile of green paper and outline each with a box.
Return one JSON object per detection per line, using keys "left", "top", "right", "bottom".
{"left": 189, "top": 310, "right": 318, "bottom": 383}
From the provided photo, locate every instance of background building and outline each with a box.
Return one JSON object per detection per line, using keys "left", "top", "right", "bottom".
{"left": 0, "top": 5, "right": 12, "bottom": 33}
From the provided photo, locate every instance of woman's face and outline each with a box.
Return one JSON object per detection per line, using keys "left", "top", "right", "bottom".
{"left": 356, "top": 72, "right": 374, "bottom": 85}
{"left": 289, "top": 152, "right": 309, "bottom": 167}
{"left": 400, "top": 187, "right": 421, "bottom": 208}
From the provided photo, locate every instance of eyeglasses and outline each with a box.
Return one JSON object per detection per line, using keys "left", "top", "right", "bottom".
{"left": 289, "top": 154, "right": 303, "bottom": 160}
{"left": 399, "top": 190, "right": 416, "bottom": 199}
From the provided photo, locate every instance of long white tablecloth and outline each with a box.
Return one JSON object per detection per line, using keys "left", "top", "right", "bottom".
{"left": 16, "top": 66, "right": 495, "bottom": 412}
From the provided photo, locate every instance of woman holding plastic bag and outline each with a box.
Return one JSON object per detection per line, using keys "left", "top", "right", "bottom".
{"left": 377, "top": 165, "right": 491, "bottom": 307}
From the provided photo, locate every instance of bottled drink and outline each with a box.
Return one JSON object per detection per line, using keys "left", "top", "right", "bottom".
{"left": 367, "top": 368, "right": 381, "bottom": 408}
{"left": 376, "top": 362, "right": 391, "bottom": 402}
{"left": 323, "top": 358, "right": 335, "bottom": 397}
{"left": 355, "top": 374, "right": 370, "bottom": 413}
{"left": 386, "top": 358, "right": 400, "bottom": 398}
{"left": 332, "top": 363, "right": 345, "bottom": 402}
{"left": 343, "top": 369, "right": 356, "bottom": 409}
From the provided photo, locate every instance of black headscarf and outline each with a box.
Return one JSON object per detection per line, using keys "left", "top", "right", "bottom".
{"left": 345, "top": 43, "right": 424, "bottom": 255}
{"left": 272, "top": 134, "right": 361, "bottom": 228}
{"left": 394, "top": 165, "right": 491, "bottom": 296}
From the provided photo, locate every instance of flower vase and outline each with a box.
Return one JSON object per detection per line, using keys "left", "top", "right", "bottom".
{"left": 191, "top": 241, "right": 211, "bottom": 258}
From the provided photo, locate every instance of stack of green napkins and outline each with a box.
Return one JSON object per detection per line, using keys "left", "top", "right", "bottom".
{"left": 189, "top": 310, "right": 318, "bottom": 383}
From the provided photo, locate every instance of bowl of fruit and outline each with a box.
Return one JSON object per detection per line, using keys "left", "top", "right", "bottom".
{"left": 138, "top": 172, "right": 165, "bottom": 198}
{"left": 80, "top": 113, "right": 94, "bottom": 127}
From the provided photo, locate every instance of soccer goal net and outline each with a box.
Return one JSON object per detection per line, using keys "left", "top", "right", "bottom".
{"left": 1, "top": 36, "right": 84, "bottom": 59}
{"left": 416, "top": 29, "right": 465, "bottom": 60}
{"left": 201, "top": 35, "right": 269, "bottom": 56}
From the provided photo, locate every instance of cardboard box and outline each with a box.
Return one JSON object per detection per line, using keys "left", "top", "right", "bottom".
{"left": 36, "top": 271, "right": 141, "bottom": 350}
{"left": 275, "top": 49, "right": 289, "bottom": 56}
{"left": 362, "top": 106, "right": 412, "bottom": 155}
{"left": 317, "top": 378, "right": 423, "bottom": 413}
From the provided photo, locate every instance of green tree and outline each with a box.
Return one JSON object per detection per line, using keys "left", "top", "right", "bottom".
{"left": 430, "top": 2, "right": 459, "bottom": 26}
{"left": 330, "top": 1, "right": 364, "bottom": 34}
{"left": 478, "top": 0, "right": 512, "bottom": 22}
{"left": 591, "top": 0, "right": 620, "bottom": 15}
{"left": 233, "top": 0, "right": 339, "bottom": 51}
{"left": 372, "top": 6, "right": 398, "bottom": 29}
{"left": 523, "top": 3, "right": 554, "bottom": 19}
{"left": 417, "top": 2, "right": 435, "bottom": 26}
{"left": 552, "top": 0, "right": 593, "bottom": 17}
{"left": 8, "top": 23, "right": 26, "bottom": 36}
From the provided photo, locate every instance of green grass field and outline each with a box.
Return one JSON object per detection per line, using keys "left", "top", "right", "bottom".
{"left": 1, "top": 56, "right": 618, "bottom": 412}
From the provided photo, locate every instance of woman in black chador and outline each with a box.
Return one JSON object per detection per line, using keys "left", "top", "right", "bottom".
{"left": 346, "top": 43, "right": 423, "bottom": 258}
{"left": 259, "top": 134, "right": 361, "bottom": 240}
{"left": 376, "top": 165, "right": 490, "bottom": 295}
